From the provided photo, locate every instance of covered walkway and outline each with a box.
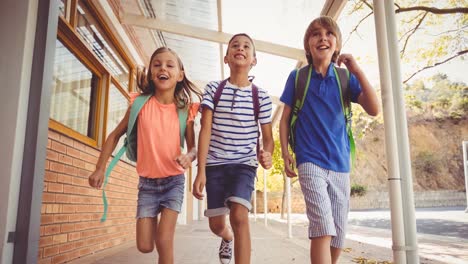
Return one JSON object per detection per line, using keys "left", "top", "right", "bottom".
{"left": 68, "top": 218, "right": 354, "bottom": 264}
{"left": 66, "top": 208, "right": 468, "bottom": 264}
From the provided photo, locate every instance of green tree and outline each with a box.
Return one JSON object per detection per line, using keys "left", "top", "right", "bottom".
{"left": 344, "top": 0, "right": 467, "bottom": 83}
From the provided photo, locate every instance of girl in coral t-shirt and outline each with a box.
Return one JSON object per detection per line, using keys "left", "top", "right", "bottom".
{"left": 89, "top": 47, "right": 201, "bottom": 263}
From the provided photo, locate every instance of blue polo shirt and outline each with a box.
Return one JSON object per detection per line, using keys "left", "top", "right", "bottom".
{"left": 280, "top": 63, "right": 362, "bottom": 172}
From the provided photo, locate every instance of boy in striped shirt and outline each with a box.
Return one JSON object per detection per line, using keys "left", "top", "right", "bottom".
{"left": 193, "top": 33, "right": 274, "bottom": 264}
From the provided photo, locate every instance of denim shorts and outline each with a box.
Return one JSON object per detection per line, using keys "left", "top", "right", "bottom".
{"left": 205, "top": 164, "right": 256, "bottom": 217}
{"left": 136, "top": 174, "right": 185, "bottom": 218}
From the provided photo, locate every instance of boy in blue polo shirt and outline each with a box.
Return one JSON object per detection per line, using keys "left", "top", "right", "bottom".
{"left": 279, "top": 16, "right": 379, "bottom": 264}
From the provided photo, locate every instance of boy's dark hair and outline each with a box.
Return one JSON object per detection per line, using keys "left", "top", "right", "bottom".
{"left": 226, "top": 33, "right": 256, "bottom": 57}
{"left": 303, "top": 16, "right": 342, "bottom": 64}
{"left": 137, "top": 47, "right": 202, "bottom": 108}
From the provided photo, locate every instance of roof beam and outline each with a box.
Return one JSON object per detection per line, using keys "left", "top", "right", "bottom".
{"left": 321, "top": 0, "right": 347, "bottom": 19}
{"left": 120, "top": 13, "right": 305, "bottom": 61}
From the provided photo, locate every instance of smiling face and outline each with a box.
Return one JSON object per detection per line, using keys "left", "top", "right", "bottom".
{"left": 307, "top": 24, "right": 337, "bottom": 64}
{"left": 224, "top": 34, "right": 257, "bottom": 69}
{"left": 148, "top": 50, "right": 184, "bottom": 92}
{"left": 303, "top": 16, "right": 342, "bottom": 65}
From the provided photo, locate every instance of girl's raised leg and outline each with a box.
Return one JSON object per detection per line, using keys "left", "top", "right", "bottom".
{"left": 136, "top": 217, "right": 157, "bottom": 253}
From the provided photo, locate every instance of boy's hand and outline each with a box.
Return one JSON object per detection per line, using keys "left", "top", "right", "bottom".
{"left": 258, "top": 149, "right": 272, "bottom": 169}
{"left": 337, "top": 53, "right": 361, "bottom": 75}
{"left": 88, "top": 170, "right": 105, "bottom": 189}
{"left": 283, "top": 153, "right": 297, "bottom": 178}
{"left": 192, "top": 173, "right": 206, "bottom": 200}
{"left": 175, "top": 153, "right": 193, "bottom": 169}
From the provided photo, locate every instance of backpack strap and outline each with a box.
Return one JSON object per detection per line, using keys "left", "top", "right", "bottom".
{"left": 251, "top": 84, "right": 261, "bottom": 156}
{"left": 177, "top": 106, "right": 188, "bottom": 150}
{"left": 333, "top": 66, "right": 355, "bottom": 167}
{"left": 289, "top": 65, "right": 312, "bottom": 150}
{"left": 213, "top": 79, "right": 228, "bottom": 110}
{"left": 100, "top": 94, "right": 151, "bottom": 222}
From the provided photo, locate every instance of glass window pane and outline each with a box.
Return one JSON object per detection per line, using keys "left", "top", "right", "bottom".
{"left": 107, "top": 83, "right": 132, "bottom": 162}
{"left": 75, "top": 1, "right": 130, "bottom": 89}
{"left": 50, "top": 39, "right": 98, "bottom": 138}
{"left": 59, "top": 0, "right": 66, "bottom": 17}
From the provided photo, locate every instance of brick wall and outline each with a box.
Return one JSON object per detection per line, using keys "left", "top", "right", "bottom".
{"left": 38, "top": 130, "right": 139, "bottom": 264}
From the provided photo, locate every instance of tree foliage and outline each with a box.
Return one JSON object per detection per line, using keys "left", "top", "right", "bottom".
{"left": 344, "top": 0, "right": 467, "bottom": 83}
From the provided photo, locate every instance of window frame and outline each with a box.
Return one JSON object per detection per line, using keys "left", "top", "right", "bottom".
{"left": 51, "top": 1, "right": 138, "bottom": 148}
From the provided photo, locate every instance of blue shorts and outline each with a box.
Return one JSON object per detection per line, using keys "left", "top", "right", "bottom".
{"left": 205, "top": 164, "right": 256, "bottom": 217}
{"left": 136, "top": 174, "right": 185, "bottom": 218}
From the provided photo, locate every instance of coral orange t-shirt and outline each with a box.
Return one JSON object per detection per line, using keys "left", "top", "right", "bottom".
{"left": 130, "top": 93, "right": 199, "bottom": 178}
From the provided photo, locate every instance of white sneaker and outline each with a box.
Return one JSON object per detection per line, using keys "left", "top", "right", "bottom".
{"left": 218, "top": 239, "right": 233, "bottom": 264}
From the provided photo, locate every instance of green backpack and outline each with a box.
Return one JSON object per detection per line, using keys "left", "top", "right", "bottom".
{"left": 288, "top": 64, "right": 355, "bottom": 165}
{"left": 100, "top": 94, "right": 188, "bottom": 222}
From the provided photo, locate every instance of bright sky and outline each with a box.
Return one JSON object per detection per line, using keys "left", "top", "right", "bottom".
{"left": 220, "top": 0, "right": 467, "bottom": 98}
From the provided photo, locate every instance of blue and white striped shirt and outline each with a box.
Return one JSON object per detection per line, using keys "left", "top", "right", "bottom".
{"left": 201, "top": 80, "right": 272, "bottom": 167}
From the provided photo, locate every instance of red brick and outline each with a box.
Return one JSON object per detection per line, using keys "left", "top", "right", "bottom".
{"left": 58, "top": 154, "right": 73, "bottom": 165}
{"left": 40, "top": 215, "right": 54, "bottom": 225}
{"left": 51, "top": 253, "right": 68, "bottom": 264}
{"left": 55, "top": 194, "right": 71, "bottom": 204}
{"left": 43, "top": 245, "right": 60, "bottom": 257}
{"left": 44, "top": 224, "right": 61, "bottom": 235}
{"left": 72, "top": 158, "right": 85, "bottom": 168}
{"left": 39, "top": 236, "right": 54, "bottom": 247}
{"left": 53, "top": 234, "right": 67, "bottom": 244}
{"left": 56, "top": 174, "right": 72, "bottom": 184}
{"left": 68, "top": 232, "right": 81, "bottom": 241}
{"left": 59, "top": 135, "right": 74, "bottom": 147}
{"left": 53, "top": 214, "right": 69, "bottom": 223}
{"left": 47, "top": 183, "right": 63, "bottom": 193}
{"left": 46, "top": 150, "right": 59, "bottom": 161}
{"left": 44, "top": 171, "right": 57, "bottom": 182}
{"left": 60, "top": 223, "right": 75, "bottom": 233}
{"left": 67, "top": 147, "right": 81, "bottom": 159}
{"left": 38, "top": 257, "right": 51, "bottom": 264}
{"left": 48, "top": 130, "right": 60, "bottom": 140}
{"left": 51, "top": 141, "right": 67, "bottom": 154}
{"left": 42, "top": 192, "right": 56, "bottom": 203}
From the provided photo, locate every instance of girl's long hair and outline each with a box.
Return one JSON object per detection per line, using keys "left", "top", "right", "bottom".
{"left": 136, "top": 47, "right": 202, "bottom": 108}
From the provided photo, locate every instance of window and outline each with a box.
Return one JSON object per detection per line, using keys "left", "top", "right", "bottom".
{"left": 50, "top": 39, "right": 99, "bottom": 140}
{"left": 76, "top": 1, "right": 130, "bottom": 89}
{"left": 51, "top": 2, "right": 135, "bottom": 148}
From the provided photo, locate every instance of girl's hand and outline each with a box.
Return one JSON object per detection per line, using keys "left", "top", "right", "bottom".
{"left": 337, "top": 53, "right": 361, "bottom": 75}
{"left": 175, "top": 153, "right": 194, "bottom": 169}
{"left": 88, "top": 170, "right": 105, "bottom": 189}
{"left": 192, "top": 173, "right": 206, "bottom": 200}
{"left": 283, "top": 153, "right": 297, "bottom": 178}
{"left": 259, "top": 149, "right": 272, "bottom": 169}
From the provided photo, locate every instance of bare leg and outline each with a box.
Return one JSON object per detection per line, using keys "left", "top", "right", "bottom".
{"left": 310, "top": 236, "right": 332, "bottom": 264}
{"left": 136, "top": 217, "right": 157, "bottom": 253}
{"left": 229, "top": 204, "right": 250, "bottom": 264}
{"left": 155, "top": 208, "right": 178, "bottom": 264}
{"left": 209, "top": 215, "right": 234, "bottom": 241}
{"left": 331, "top": 246, "right": 341, "bottom": 264}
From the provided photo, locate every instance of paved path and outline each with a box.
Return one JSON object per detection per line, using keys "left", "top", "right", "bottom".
{"left": 69, "top": 218, "right": 354, "bottom": 264}
{"left": 69, "top": 207, "right": 467, "bottom": 264}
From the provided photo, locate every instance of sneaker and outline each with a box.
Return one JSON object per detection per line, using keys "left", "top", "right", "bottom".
{"left": 218, "top": 239, "right": 233, "bottom": 264}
